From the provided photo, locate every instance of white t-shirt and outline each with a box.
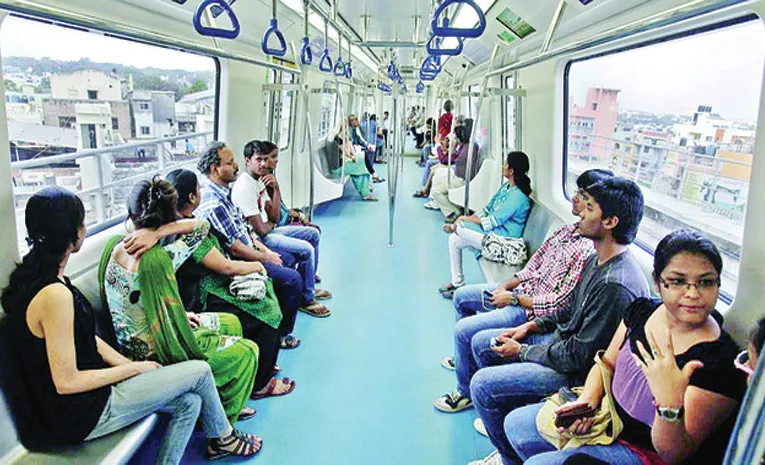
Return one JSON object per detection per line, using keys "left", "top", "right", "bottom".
{"left": 231, "top": 172, "right": 269, "bottom": 222}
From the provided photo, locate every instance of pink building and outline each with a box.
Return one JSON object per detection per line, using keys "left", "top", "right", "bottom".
{"left": 569, "top": 88, "right": 620, "bottom": 162}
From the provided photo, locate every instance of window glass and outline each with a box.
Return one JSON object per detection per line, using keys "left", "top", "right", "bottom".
{"left": 564, "top": 18, "right": 765, "bottom": 298}
{"left": 504, "top": 74, "right": 517, "bottom": 153}
{"left": 2, "top": 16, "right": 218, "bottom": 252}
{"left": 318, "top": 83, "right": 338, "bottom": 138}
{"left": 278, "top": 73, "right": 294, "bottom": 150}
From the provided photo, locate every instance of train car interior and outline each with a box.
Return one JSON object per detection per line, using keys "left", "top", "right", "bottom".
{"left": 0, "top": 0, "right": 764, "bottom": 463}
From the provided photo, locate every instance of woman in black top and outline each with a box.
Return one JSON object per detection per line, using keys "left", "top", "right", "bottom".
{"left": 2, "top": 187, "right": 260, "bottom": 463}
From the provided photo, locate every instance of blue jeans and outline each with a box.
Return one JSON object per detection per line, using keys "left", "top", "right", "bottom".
{"left": 420, "top": 144, "right": 432, "bottom": 164}
{"left": 453, "top": 283, "right": 500, "bottom": 321}
{"left": 422, "top": 158, "right": 440, "bottom": 185}
{"left": 470, "top": 330, "right": 570, "bottom": 463}
{"left": 504, "top": 403, "right": 642, "bottom": 465}
{"left": 86, "top": 361, "right": 230, "bottom": 465}
{"left": 263, "top": 231, "right": 316, "bottom": 303}
{"left": 273, "top": 225, "right": 321, "bottom": 272}
{"left": 263, "top": 262, "right": 302, "bottom": 331}
{"left": 455, "top": 305, "right": 528, "bottom": 397}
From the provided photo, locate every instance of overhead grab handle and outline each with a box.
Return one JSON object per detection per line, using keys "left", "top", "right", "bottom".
{"left": 416, "top": 81, "right": 425, "bottom": 93}
{"left": 378, "top": 82, "right": 392, "bottom": 93}
{"left": 300, "top": 37, "right": 313, "bottom": 65}
{"left": 194, "top": 0, "right": 241, "bottom": 39}
{"left": 345, "top": 61, "right": 353, "bottom": 79}
{"left": 421, "top": 55, "right": 442, "bottom": 74}
{"left": 333, "top": 56, "right": 346, "bottom": 76}
{"left": 319, "top": 49, "right": 333, "bottom": 72}
{"left": 426, "top": 30, "right": 463, "bottom": 56}
{"left": 431, "top": 0, "right": 487, "bottom": 38}
{"left": 262, "top": 1, "right": 287, "bottom": 57}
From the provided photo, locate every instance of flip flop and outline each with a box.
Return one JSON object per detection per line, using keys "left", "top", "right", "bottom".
{"left": 280, "top": 335, "right": 301, "bottom": 349}
{"left": 299, "top": 302, "right": 331, "bottom": 318}
{"left": 314, "top": 289, "right": 332, "bottom": 300}
{"left": 237, "top": 406, "right": 256, "bottom": 421}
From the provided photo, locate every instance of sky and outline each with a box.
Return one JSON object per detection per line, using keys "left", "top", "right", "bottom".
{"left": 0, "top": 16, "right": 214, "bottom": 71}
{"left": 568, "top": 19, "right": 765, "bottom": 124}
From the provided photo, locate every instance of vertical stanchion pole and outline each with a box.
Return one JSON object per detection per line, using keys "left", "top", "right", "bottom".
{"left": 388, "top": 89, "right": 398, "bottom": 247}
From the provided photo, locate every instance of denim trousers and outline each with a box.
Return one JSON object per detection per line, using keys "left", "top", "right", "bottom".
{"left": 85, "top": 360, "right": 231, "bottom": 465}
{"left": 470, "top": 329, "right": 570, "bottom": 463}
{"left": 453, "top": 283, "right": 501, "bottom": 321}
{"left": 422, "top": 158, "right": 440, "bottom": 186}
{"left": 263, "top": 229, "right": 317, "bottom": 303}
{"left": 273, "top": 225, "right": 321, "bottom": 272}
{"left": 262, "top": 261, "right": 302, "bottom": 332}
{"left": 503, "top": 403, "right": 642, "bottom": 465}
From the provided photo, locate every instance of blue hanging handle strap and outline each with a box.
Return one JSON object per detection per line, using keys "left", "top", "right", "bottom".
{"left": 378, "top": 82, "right": 392, "bottom": 93}
{"left": 345, "top": 62, "right": 353, "bottom": 79}
{"left": 387, "top": 62, "right": 401, "bottom": 81}
{"left": 426, "top": 29, "right": 463, "bottom": 56}
{"left": 300, "top": 37, "right": 313, "bottom": 65}
{"left": 262, "top": 18, "right": 287, "bottom": 57}
{"left": 421, "top": 55, "right": 442, "bottom": 74}
{"left": 210, "top": 0, "right": 236, "bottom": 18}
{"left": 333, "top": 56, "right": 346, "bottom": 76}
{"left": 431, "top": 0, "right": 487, "bottom": 38}
{"left": 416, "top": 81, "right": 425, "bottom": 93}
{"left": 319, "top": 49, "right": 333, "bottom": 72}
{"left": 194, "top": 0, "right": 241, "bottom": 39}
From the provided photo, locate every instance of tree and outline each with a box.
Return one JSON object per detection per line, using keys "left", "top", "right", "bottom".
{"left": 4, "top": 79, "right": 19, "bottom": 92}
{"left": 184, "top": 79, "right": 208, "bottom": 95}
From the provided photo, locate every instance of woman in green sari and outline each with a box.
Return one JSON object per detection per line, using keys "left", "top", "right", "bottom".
{"left": 334, "top": 117, "right": 377, "bottom": 201}
{"left": 100, "top": 178, "right": 291, "bottom": 423}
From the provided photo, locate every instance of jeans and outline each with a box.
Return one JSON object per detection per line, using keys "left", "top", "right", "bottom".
{"left": 273, "top": 225, "right": 321, "bottom": 272}
{"left": 420, "top": 144, "right": 432, "bottom": 164}
{"left": 449, "top": 224, "right": 485, "bottom": 287}
{"left": 470, "top": 331, "right": 569, "bottom": 462}
{"left": 263, "top": 232, "right": 316, "bottom": 304}
{"left": 454, "top": 305, "right": 528, "bottom": 397}
{"left": 453, "top": 283, "right": 500, "bottom": 321}
{"left": 263, "top": 262, "right": 302, "bottom": 331}
{"left": 86, "top": 360, "right": 230, "bottom": 465}
{"left": 504, "top": 403, "right": 643, "bottom": 465}
{"left": 422, "top": 158, "right": 440, "bottom": 186}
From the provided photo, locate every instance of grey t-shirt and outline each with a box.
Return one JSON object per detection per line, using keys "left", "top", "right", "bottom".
{"left": 525, "top": 250, "right": 649, "bottom": 378}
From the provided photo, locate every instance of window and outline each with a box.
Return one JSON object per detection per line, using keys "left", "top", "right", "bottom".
{"left": 564, "top": 17, "right": 765, "bottom": 299}
{"left": 278, "top": 72, "right": 295, "bottom": 150}
{"left": 468, "top": 84, "right": 480, "bottom": 119}
{"left": 3, "top": 15, "right": 218, "bottom": 252}
{"left": 318, "top": 84, "right": 338, "bottom": 138}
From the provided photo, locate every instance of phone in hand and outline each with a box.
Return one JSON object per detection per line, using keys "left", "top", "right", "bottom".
{"left": 482, "top": 289, "right": 496, "bottom": 310}
{"left": 489, "top": 337, "right": 502, "bottom": 348}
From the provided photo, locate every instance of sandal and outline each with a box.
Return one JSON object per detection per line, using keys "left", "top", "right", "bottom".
{"left": 237, "top": 406, "right": 256, "bottom": 421}
{"left": 438, "top": 283, "right": 457, "bottom": 293}
{"left": 280, "top": 335, "right": 301, "bottom": 349}
{"left": 315, "top": 274, "right": 322, "bottom": 283}
{"left": 413, "top": 190, "right": 429, "bottom": 198}
{"left": 251, "top": 377, "right": 296, "bottom": 400}
{"left": 314, "top": 289, "right": 332, "bottom": 300}
{"left": 299, "top": 301, "right": 331, "bottom": 318}
{"left": 207, "top": 429, "right": 262, "bottom": 460}
{"left": 273, "top": 364, "right": 280, "bottom": 374}
{"left": 362, "top": 195, "right": 379, "bottom": 201}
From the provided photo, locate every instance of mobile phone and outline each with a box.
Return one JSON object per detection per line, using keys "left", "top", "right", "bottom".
{"left": 482, "top": 289, "right": 494, "bottom": 299}
{"left": 490, "top": 337, "right": 501, "bottom": 348}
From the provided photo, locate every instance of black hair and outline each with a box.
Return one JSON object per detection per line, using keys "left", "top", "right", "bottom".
{"left": 2, "top": 187, "right": 84, "bottom": 313}
{"left": 166, "top": 169, "right": 199, "bottom": 212}
{"left": 576, "top": 168, "right": 614, "bottom": 190}
{"left": 444, "top": 100, "right": 453, "bottom": 112}
{"left": 426, "top": 117, "right": 434, "bottom": 125}
{"left": 384, "top": 111, "right": 389, "bottom": 116}
{"left": 197, "top": 141, "right": 226, "bottom": 175}
{"left": 751, "top": 317, "right": 765, "bottom": 357}
{"left": 243, "top": 140, "right": 278, "bottom": 160}
{"left": 127, "top": 176, "right": 178, "bottom": 229}
{"left": 455, "top": 118, "right": 473, "bottom": 144}
{"left": 506, "top": 151, "right": 532, "bottom": 197}
{"left": 585, "top": 177, "right": 644, "bottom": 245}
{"left": 653, "top": 229, "right": 723, "bottom": 279}
{"left": 370, "top": 114, "right": 377, "bottom": 121}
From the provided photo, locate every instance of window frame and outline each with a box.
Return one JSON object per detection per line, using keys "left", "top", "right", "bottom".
{"left": 561, "top": 14, "right": 760, "bottom": 304}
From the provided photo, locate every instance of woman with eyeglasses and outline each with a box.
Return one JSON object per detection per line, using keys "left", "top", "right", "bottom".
{"left": 502, "top": 229, "right": 748, "bottom": 465}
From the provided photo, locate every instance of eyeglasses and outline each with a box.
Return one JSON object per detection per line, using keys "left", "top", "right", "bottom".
{"left": 734, "top": 350, "right": 754, "bottom": 377}
{"left": 657, "top": 276, "right": 721, "bottom": 292}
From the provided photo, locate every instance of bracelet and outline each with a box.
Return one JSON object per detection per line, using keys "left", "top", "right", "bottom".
{"left": 518, "top": 344, "right": 530, "bottom": 362}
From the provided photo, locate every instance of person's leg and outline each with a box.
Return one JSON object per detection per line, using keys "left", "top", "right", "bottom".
{"left": 86, "top": 361, "right": 232, "bottom": 464}
{"left": 263, "top": 233, "right": 316, "bottom": 304}
{"left": 238, "top": 315, "right": 281, "bottom": 391}
{"left": 364, "top": 149, "right": 375, "bottom": 175}
{"left": 262, "top": 262, "right": 302, "bottom": 333}
{"left": 205, "top": 337, "right": 259, "bottom": 422}
{"left": 422, "top": 158, "right": 438, "bottom": 186}
{"left": 503, "top": 403, "right": 556, "bottom": 465}
{"left": 453, "top": 283, "right": 495, "bottom": 321}
{"left": 470, "top": 358, "right": 570, "bottom": 462}
{"left": 523, "top": 445, "right": 643, "bottom": 465}
{"left": 449, "top": 225, "right": 485, "bottom": 287}
{"left": 454, "top": 306, "right": 528, "bottom": 397}
{"left": 433, "top": 177, "right": 461, "bottom": 217}
{"left": 273, "top": 225, "right": 321, "bottom": 273}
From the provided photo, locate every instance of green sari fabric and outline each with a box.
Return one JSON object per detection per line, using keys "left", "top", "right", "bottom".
{"left": 98, "top": 236, "right": 259, "bottom": 422}
{"left": 192, "top": 233, "right": 283, "bottom": 329}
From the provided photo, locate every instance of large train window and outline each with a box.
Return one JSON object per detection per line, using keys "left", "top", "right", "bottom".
{"left": 564, "top": 17, "right": 765, "bottom": 299}
{"left": 266, "top": 70, "right": 295, "bottom": 150}
{"left": 2, "top": 15, "right": 218, "bottom": 252}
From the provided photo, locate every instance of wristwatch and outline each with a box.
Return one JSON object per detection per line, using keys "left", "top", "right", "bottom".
{"left": 655, "top": 405, "right": 685, "bottom": 423}
{"left": 509, "top": 293, "right": 519, "bottom": 306}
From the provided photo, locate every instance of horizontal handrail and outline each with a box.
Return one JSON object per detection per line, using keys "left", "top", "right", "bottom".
{"left": 11, "top": 131, "right": 213, "bottom": 170}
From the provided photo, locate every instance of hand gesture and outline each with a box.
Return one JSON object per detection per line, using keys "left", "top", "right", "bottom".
{"left": 123, "top": 229, "right": 159, "bottom": 258}
{"left": 262, "top": 174, "right": 279, "bottom": 190}
{"left": 265, "top": 251, "right": 283, "bottom": 266}
{"left": 554, "top": 400, "right": 597, "bottom": 435}
{"left": 491, "top": 336, "right": 521, "bottom": 359}
{"left": 632, "top": 328, "right": 704, "bottom": 407}
{"left": 442, "top": 224, "right": 456, "bottom": 234}
{"left": 186, "top": 312, "right": 202, "bottom": 329}
{"left": 251, "top": 261, "right": 266, "bottom": 274}
{"left": 490, "top": 291, "right": 514, "bottom": 308}
{"left": 500, "top": 323, "right": 530, "bottom": 341}
{"left": 132, "top": 360, "right": 162, "bottom": 375}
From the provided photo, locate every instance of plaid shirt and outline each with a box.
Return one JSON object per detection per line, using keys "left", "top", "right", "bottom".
{"left": 514, "top": 223, "right": 594, "bottom": 317}
{"left": 196, "top": 179, "right": 253, "bottom": 249}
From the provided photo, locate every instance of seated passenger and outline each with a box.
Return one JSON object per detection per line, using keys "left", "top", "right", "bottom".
{"left": 736, "top": 316, "right": 765, "bottom": 384}
{"left": 232, "top": 140, "right": 332, "bottom": 319}
{"left": 415, "top": 115, "right": 465, "bottom": 199}
{"left": 348, "top": 114, "right": 383, "bottom": 183}
{"left": 333, "top": 122, "right": 378, "bottom": 201}
{"left": 501, "top": 230, "right": 748, "bottom": 465}
{"left": 194, "top": 142, "right": 316, "bottom": 320}
{"left": 438, "top": 151, "right": 533, "bottom": 298}
{"left": 435, "top": 178, "right": 648, "bottom": 463}
{"left": 430, "top": 118, "right": 481, "bottom": 221}
{"left": 3, "top": 187, "right": 259, "bottom": 463}
{"left": 440, "top": 169, "right": 613, "bottom": 370}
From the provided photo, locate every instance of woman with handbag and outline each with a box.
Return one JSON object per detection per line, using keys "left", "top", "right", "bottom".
{"left": 439, "top": 151, "right": 532, "bottom": 299}
{"left": 498, "top": 229, "right": 747, "bottom": 465}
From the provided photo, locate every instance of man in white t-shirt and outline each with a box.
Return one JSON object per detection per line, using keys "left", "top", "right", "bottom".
{"left": 232, "top": 140, "right": 332, "bottom": 317}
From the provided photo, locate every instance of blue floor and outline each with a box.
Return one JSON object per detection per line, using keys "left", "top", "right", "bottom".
{"left": 132, "top": 149, "right": 494, "bottom": 464}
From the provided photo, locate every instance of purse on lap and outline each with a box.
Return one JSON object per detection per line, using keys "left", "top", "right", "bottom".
{"left": 229, "top": 271, "right": 268, "bottom": 301}
{"left": 480, "top": 233, "right": 527, "bottom": 266}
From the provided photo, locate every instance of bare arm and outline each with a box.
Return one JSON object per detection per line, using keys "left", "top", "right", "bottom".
{"left": 245, "top": 214, "right": 275, "bottom": 238}
{"left": 230, "top": 239, "right": 270, "bottom": 262}
{"left": 32, "top": 284, "right": 158, "bottom": 395}
{"left": 96, "top": 337, "right": 132, "bottom": 367}
{"left": 262, "top": 175, "right": 282, "bottom": 223}
{"left": 200, "top": 245, "right": 266, "bottom": 276}
{"left": 123, "top": 219, "right": 202, "bottom": 257}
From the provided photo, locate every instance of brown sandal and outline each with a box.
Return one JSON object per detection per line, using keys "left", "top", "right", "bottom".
{"left": 251, "top": 377, "right": 296, "bottom": 400}
{"left": 299, "top": 301, "right": 331, "bottom": 318}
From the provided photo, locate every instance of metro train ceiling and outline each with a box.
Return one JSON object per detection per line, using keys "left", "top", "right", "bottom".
{"left": 112, "top": 0, "right": 650, "bottom": 82}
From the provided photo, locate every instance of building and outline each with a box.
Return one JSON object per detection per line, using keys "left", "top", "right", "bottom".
{"left": 568, "top": 87, "right": 620, "bottom": 163}
{"left": 175, "top": 89, "right": 215, "bottom": 134}
{"left": 43, "top": 99, "right": 131, "bottom": 143}
{"left": 50, "top": 70, "right": 123, "bottom": 101}
{"left": 673, "top": 105, "right": 756, "bottom": 148}
{"left": 129, "top": 90, "right": 176, "bottom": 139}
